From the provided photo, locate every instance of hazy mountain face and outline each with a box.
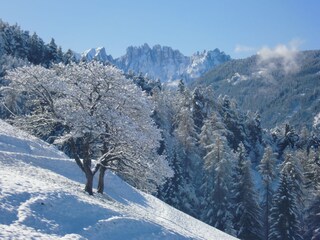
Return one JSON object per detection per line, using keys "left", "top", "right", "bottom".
{"left": 194, "top": 50, "right": 320, "bottom": 129}
{"left": 81, "top": 44, "right": 231, "bottom": 83}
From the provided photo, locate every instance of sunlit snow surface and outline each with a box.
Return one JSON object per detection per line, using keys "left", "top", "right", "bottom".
{"left": 0, "top": 120, "right": 237, "bottom": 240}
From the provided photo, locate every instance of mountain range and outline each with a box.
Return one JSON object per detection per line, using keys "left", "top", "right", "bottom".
{"left": 80, "top": 43, "right": 320, "bottom": 130}
{"left": 79, "top": 44, "right": 231, "bottom": 82}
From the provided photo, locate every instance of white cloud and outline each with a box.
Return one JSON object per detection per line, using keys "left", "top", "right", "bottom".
{"left": 234, "top": 44, "right": 255, "bottom": 53}
{"left": 257, "top": 39, "right": 303, "bottom": 74}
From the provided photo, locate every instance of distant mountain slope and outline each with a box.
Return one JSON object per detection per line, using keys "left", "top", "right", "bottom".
{"left": 0, "top": 120, "right": 237, "bottom": 240}
{"left": 80, "top": 44, "right": 231, "bottom": 83}
{"left": 193, "top": 50, "right": 320, "bottom": 129}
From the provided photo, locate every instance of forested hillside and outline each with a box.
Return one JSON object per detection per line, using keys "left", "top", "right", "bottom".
{"left": 194, "top": 50, "right": 320, "bottom": 130}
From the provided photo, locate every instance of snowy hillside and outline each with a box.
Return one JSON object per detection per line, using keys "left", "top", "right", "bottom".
{"left": 79, "top": 44, "right": 230, "bottom": 83}
{"left": 0, "top": 120, "right": 237, "bottom": 240}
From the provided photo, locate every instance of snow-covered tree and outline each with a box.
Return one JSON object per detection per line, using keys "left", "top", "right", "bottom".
{"left": 0, "top": 20, "right": 60, "bottom": 66}
{"left": 44, "top": 38, "right": 61, "bottom": 65}
{"left": 258, "top": 146, "right": 277, "bottom": 240}
{"left": 173, "top": 86, "right": 198, "bottom": 152}
{"left": 304, "top": 190, "right": 320, "bottom": 240}
{"left": 5, "top": 62, "right": 173, "bottom": 195}
{"left": 198, "top": 109, "right": 236, "bottom": 235}
{"left": 300, "top": 148, "right": 320, "bottom": 191}
{"left": 269, "top": 152, "right": 303, "bottom": 240}
{"left": 233, "top": 143, "right": 262, "bottom": 240}
{"left": 201, "top": 130, "right": 235, "bottom": 234}
{"left": 218, "top": 95, "right": 245, "bottom": 150}
{"left": 295, "top": 147, "right": 320, "bottom": 238}
{"left": 63, "top": 49, "right": 78, "bottom": 65}
{"left": 271, "top": 124, "right": 299, "bottom": 159}
{"left": 28, "top": 32, "right": 45, "bottom": 65}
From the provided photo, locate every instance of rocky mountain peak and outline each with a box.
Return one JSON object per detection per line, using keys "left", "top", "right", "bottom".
{"left": 81, "top": 44, "right": 231, "bottom": 83}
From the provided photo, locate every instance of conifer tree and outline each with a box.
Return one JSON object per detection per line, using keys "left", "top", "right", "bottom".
{"left": 304, "top": 191, "right": 320, "bottom": 240}
{"left": 203, "top": 133, "right": 235, "bottom": 234}
{"left": 296, "top": 148, "right": 320, "bottom": 238}
{"left": 258, "top": 146, "right": 277, "bottom": 240}
{"left": 233, "top": 143, "right": 262, "bottom": 240}
{"left": 28, "top": 32, "right": 45, "bottom": 64}
{"left": 302, "top": 148, "right": 320, "bottom": 191}
{"left": 269, "top": 153, "right": 303, "bottom": 240}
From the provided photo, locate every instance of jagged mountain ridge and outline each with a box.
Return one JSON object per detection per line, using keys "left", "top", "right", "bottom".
{"left": 80, "top": 43, "right": 231, "bottom": 82}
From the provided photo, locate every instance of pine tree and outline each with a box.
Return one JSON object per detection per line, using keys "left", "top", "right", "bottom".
{"left": 63, "top": 49, "right": 77, "bottom": 64}
{"left": 155, "top": 86, "right": 201, "bottom": 217}
{"left": 282, "top": 153, "right": 304, "bottom": 208}
{"left": 202, "top": 133, "right": 235, "bottom": 235}
{"left": 219, "top": 95, "right": 245, "bottom": 150}
{"left": 44, "top": 38, "right": 59, "bottom": 66}
{"left": 192, "top": 87, "right": 206, "bottom": 133}
{"left": 296, "top": 148, "right": 320, "bottom": 238}
{"left": 233, "top": 143, "right": 262, "bottom": 240}
{"left": 258, "top": 146, "right": 277, "bottom": 240}
{"left": 269, "top": 153, "right": 303, "bottom": 240}
{"left": 28, "top": 32, "right": 45, "bottom": 64}
{"left": 304, "top": 191, "right": 320, "bottom": 240}
{"left": 302, "top": 148, "right": 320, "bottom": 191}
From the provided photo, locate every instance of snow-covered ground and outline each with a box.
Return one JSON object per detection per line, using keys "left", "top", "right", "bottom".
{"left": 0, "top": 120, "right": 237, "bottom": 240}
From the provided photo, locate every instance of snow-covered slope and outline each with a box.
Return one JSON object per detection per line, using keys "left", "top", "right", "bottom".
{"left": 79, "top": 44, "right": 230, "bottom": 83}
{"left": 0, "top": 120, "right": 237, "bottom": 240}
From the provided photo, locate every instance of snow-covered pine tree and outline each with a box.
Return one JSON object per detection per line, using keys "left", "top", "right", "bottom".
{"left": 233, "top": 142, "right": 262, "bottom": 240}
{"left": 301, "top": 147, "right": 320, "bottom": 191}
{"left": 192, "top": 87, "right": 207, "bottom": 133}
{"left": 44, "top": 38, "right": 63, "bottom": 66}
{"left": 28, "top": 32, "right": 45, "bottom": 65}
{"left": 258, "top": 146, "right": 277, "bottom": 240}
{"left": 152, "top": 86, "right": 190, "bottom": 213}
{"left": 201, "top": 130, "right": 235, "bottom": 234}
{"left": 304, "top": 191, "right": 320, "bottom": 240}
{"left": 218, "top": 95, "right": 245, "bottom": 150}
{"left": 63, "top": 49, "right": 78, "bottom": 64}
{"left": 269, "top": 152, "right": 303, "bottom": 240}
{"left": 295, "top": 147, "right": 320, "bottom": 238}
{"left": 169, "top": 84, "right": 203, "bottom": 216}
{"left": 0, "top": 20, "right": 62, "bottom": 66}
{"left": 283, "top": 152, "right": 304, "bottom": 208}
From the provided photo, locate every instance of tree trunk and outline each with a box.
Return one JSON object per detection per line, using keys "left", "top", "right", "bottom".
{"left": 84, "top": 170, "right": 94, "bottom": 195}
{"left": 97, "top": 166, "right": 106, "bottom": 194}
{"left": 265, "top": 184, "right": 270, "bottom": 240}
{"left": 82, "top": 141, "right": 94, "bottom": 195}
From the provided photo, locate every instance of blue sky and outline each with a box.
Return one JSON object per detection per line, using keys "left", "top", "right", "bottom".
{"left": 0, "top": 0, "right": 319, "bottom": 59}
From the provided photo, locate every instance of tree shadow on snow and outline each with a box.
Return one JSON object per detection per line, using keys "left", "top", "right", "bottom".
{"left": 104, "top": 171, "right": 148, "bottom": 207}
{"left": 21, "top": 192, "right": 119, "bottom": 236}
{"left": 0, "top": 192, "right": 31, "bottom": 225}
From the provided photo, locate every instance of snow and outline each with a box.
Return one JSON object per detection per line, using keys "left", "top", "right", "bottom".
{"left": 313, "top": 112, "right": 320, "bottom": 129}
{"left": 226, "top": 73, "right": 249, "bottom": 85}
{"left": 80, "top": 47, "right": 113, "bottom": 62}
{"left": 0, "top": 120, "right": 237, "bottom": 240}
